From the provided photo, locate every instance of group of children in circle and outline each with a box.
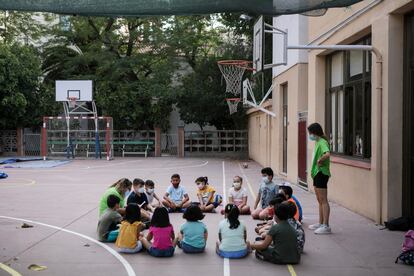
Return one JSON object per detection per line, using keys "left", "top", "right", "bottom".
{"left": 97, "top": 167, "right": 304, "bottom": 264}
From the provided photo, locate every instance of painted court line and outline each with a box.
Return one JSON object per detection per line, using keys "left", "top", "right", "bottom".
{"left": 237, "top": 163, "right": 298, "bottom": 276}
{"left": 0, "top": 216, "right": 135, "bottom": 276}
{"left": 222, "top": 161, "right": 230, "bottom": 276}
{"left": 0, "top": 263, "right": 22, "bottom": 276}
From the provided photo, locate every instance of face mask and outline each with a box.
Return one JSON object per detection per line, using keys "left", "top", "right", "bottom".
{"left": 262, "top": 176, "right": 270, "bottom": 184}
{"left": 137, "top": 187, "right": 145, "bottom": 194}
{"left": 233, "top": 182, "right": 241, "bottom": 189}
{"left": 309, "top": 134, "right": 317, "bottom": 141}
{"left": 197, "top": 184, "right": 204, "bottom": 190}
{"left": 147, "top": 188, "right": 154, "bottom": 194}
{"left": 124, "top": 190, "right": 131, "bottom": 198}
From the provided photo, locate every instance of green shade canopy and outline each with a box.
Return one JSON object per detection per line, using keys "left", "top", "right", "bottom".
{"left": 0, "top": 0, "right": 363, "bottom": 16}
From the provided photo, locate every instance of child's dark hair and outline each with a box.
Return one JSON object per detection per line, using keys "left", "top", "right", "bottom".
{"left": 195, "top": 176, "right": 208, "bottom": 184}
{"left": 171, "top": 174, "right": 180, "bottom": 179}
{"left": 275, "top": 202, "right": 290, "bottom": 221}
{"left": 269, "top": 194, "right": 286, "bottom": 206}
{"left": 224, "top": 204, "right": 240, "bottom": 229}
{"left": 133, "top": 178, "right": 145, "bottom": 186}
{"left": 145, "top": 179, "right": 155, "bottom": 187}
{"left": 285, "top": 201, "right": 297, "bottom": 219}
{"left": 261, "top": 167, "right": 274, "bottom": 177}
{"left": 107, "top": 194, "right": 120, "bottom": 209}
{"left": 125, "top": 203, "right": 141, "bottom": 224}
{"left": 280, "top": 185, "right": 293, "bottom": 199}
{"left": 307, "top": 122, "right": 328, "bottom": 141}
{"left": 151, "top": 207, "right": 171, "bottom": 228}
{"left": 183, "top": 205, "right": 205, "bottom": 221}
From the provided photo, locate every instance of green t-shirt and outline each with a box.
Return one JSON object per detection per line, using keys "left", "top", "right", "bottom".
{"left": 99, "top": 187, "right": 125, "bottom": 216}
{"left": 311, "top": 138, "right": 331, "bottom": 178}
{"left": 265, "top": 221, "right": 300, "bottom": 264}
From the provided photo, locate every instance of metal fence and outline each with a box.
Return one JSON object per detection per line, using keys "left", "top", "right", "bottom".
{"left": 0, "top": 130, "right": 18, "bottom": 155}
{"left": 161, "top": 133, "right": 178, "bottom": 156}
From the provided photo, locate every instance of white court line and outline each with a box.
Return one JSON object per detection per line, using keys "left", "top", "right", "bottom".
{"left": 222, "top": 161, "right": 230, "bottom": 276}
{"left": 0, "top": 263, "right": 22, "bottom": 276}
{"left": 0, "top": 216, "right": 135, "bottom": 276}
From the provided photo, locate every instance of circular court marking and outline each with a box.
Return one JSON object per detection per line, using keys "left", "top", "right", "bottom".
{"left": 0, "top": 178, "right": 36, "bottom": 187}
{"left": 0, "top": 216, "right": 135, "bottom": 276}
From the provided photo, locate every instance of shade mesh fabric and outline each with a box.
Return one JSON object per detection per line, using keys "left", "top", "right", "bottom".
{"left": 0, "top": 1, "right": 363, "bottom": 16}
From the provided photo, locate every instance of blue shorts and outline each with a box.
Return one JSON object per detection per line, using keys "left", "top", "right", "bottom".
{"left": 217, "top": 248, "right": 248, "bottom": 259}
{"left": 148, "top": 246, "right": 175, "bottom": 257}
{"left": 180, "top": 241, "right": 205, "bottom": 254}
{"left": 106, "top": 229, "right": 119, "bottom": 242}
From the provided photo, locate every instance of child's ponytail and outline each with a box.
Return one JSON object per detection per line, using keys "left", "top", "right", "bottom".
{"left": 225, "top": 204, "right": 240, "bottom": 229}
{"left": 195, "top": 176, "right": 208, "bottom": 185}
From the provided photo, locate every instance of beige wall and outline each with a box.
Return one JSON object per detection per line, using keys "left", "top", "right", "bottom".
{"left": 247, "top": 0, "right": 414, "bottom": 222}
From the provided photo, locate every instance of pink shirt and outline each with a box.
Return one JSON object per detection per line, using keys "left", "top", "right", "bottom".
{"left": 149, "top": 225, "right": 174, "bottom": 249}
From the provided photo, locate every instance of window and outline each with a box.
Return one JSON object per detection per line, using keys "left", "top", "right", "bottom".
{"left": 326, "top": 36, "right": 371, "bottom": 159}
{"left": 282, "top": 84, "right": 288, "bottom": 173}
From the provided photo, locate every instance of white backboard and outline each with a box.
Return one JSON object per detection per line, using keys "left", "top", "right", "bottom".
{"left": 253, "top": 16, "right": 264, "bottom": 74}
{"left": 56, "top": 80, "right": 93, "bottom": 102}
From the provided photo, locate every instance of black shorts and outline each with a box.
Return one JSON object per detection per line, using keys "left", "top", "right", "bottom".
{"left": 313, "top": 172, "right": 329, "bottom": 189}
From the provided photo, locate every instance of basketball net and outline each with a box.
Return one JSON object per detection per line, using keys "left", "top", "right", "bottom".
{"left": 68, "top": 97, "right": 77, "bottom": 108}
{"left": 218, "top": 60, "right": 251, "bottom": 95}
{"left": 226, "top": 98, "right": 240, "bottom": 115}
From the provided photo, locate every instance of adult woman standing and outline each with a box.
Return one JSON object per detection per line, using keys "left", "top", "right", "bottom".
{"left": 99, "top": 178, "right": 132, "bottom": 216}
{"left": 307, "top": 123, "right": 331, "bottom": 234}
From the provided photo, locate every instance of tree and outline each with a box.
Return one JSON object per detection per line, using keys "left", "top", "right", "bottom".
{"left": 0, "top": 43, "right": 51, "bottom": 128}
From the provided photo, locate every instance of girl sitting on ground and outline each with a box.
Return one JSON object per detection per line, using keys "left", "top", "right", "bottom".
{"left": 228, "top": 176, "right": 251, "bottom": 215}
{"left": 176, "top": 205, "right": 208, "bottom": 253}
{"left": 115, "top": 203, "right": 145, "bottom": 253}
{"left": 139, "top": 207, "right": 176, "bottom": 257}
{"left": 216, "top": 204, "right": 251, "bottom": 259}
{"left": 196, "top": 177, "right": 219, "bottom": 213}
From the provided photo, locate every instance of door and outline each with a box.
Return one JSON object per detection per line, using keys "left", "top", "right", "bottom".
{"left": 282, "top": 84, "right": 288, "bottom": 173}
{"left": 298, "top": 112, "right": 308, "bottom": 188}
{"left": 403, "top": 13, "right": 414, "bottom": 216}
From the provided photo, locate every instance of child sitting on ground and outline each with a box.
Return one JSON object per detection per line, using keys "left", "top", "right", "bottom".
{"left": 255, "top": 195, "right": 285, "bottom": 239}
{"left": 216, "top": 204, "right": 251, "bottom": 259}
{"left": 127, "top": 178, "right": 152, "bottom": 221}
{"left": 279, "top": 185, "right": 301, "bottom": 222}
{"left": 196, "top": 176, "right": 219, "bottom": 213}
{"left": 286, "top": 201, "right": 305, "bottom": 254}
{"left": 228, "top": 176, "right": 250, "bottom": 215}
{"left": 97, "top": 195, "right": 122, "bottom": 242}
{"left": 139, "top": 207, "right": 176, "bottom": 257}
{"left": 145, "top": 179, "right": 161, "bottom": 209}
{"left": 251, "top": 202, "right": 300, "bottom": 264}
{"left": 252, "top": 167, "right": 279, "bottom": 220}
{"left": 162, "top": 174, "right": 191, "bottom": 213}
{"left": 115, "top": 203, "right": 145, "bottom": 253}
{"left": 176, "top": 205, "right": 208, "bottom": 253}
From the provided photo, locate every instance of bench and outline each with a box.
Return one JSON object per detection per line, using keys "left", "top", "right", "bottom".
{"left": 114, "top": 140, "right": 154, "bottom": 157}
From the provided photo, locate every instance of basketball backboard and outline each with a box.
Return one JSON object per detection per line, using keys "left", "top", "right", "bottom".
{"left": 56, "top": 80, "right": 93, "bottom": 102}
{"left": 253, "top": 16, "right": 264, "bottom": 74}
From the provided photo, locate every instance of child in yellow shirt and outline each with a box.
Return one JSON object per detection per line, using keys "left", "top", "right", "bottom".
{"left": 196, "top": 176, "right": 218, "bottom": 213}
{"left": 115, "top": 203, "right": 145, "bottom": 253}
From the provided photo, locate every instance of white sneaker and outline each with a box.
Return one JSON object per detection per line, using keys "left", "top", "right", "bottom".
{"left": 314, "top": 225, "right": 331, "bottom": 234}
{"left": 308, "top": 223, "right": 322, "bottom": 230}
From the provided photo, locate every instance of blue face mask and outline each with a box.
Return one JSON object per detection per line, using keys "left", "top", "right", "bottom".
{"left": 309, "top": 134, "right": 317, "bottom": 141}
{"left": 262, "top": 176, "right": 270, "bottom": 184}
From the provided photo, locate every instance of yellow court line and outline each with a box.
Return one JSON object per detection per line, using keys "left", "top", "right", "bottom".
{"left": 0, "top": 263, "right": 22, "bottom": 276}
{"left": 238, "top": 162, "right": 298, "bottom": 276}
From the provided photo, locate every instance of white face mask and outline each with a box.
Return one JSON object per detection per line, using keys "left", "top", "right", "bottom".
{"left": 197, "top": 184, "right": 204, "bottom": 190}
{"left": 137, "top": 187, "right": 145, "bottom": 194}
{"left": 124, "top": 190, "right": 131, "bottom": 198}
{"left": 233, "top": 182, "right": 241, "bottom": 189}
{"left": 262, "top": 176, "right": 270, "bottom": 184}
{"left": 146, "top": 188, "right": 154, "bottom": 194}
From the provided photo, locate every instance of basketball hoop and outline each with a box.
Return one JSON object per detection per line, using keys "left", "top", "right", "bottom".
{"left": 67, "top": 97, "right": 77, "bottom": 108}
{"left": 226, "top": 98, "right": 241, "bottom": 115}
{"left": 218, "top": 60, "right": 253, "bottom": 95}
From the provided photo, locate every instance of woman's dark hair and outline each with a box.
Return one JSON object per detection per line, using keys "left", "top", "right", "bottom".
{"left": 285, "top": 201, "right": 297, "bottom": 219}
{"left": 261, "top": 167, "right": 274, "bottom": 177}
{"left": 183, "top": 205, "right": 205, "bottom": 221}
{"left": 151, "top": 207, "right": 171, "bottom": 228}
{"left": 279, "top": 185, "right": 293, "bottom": 199}
{"left": 107, "top": 195, "right": 121, "bottom": 209}
{"left": 195, "top": 176, "right": 208, "bottom": 184}
{"left": 145, "top": 179, "right": 155, "bottom": 187}
{"left": 125, "top": 203, "right": 141, "bottom": 224}
{"left": 224, "top": 204, "right": 240, "bottom": 229}
{"left": 275, "top": 202, "right": 290, "bottom": 221}
{"left": 133, "top": 178, "right": 145, "bottom": 186}
{"left": 307, "top": 123, "right": 328, "bottom": 141}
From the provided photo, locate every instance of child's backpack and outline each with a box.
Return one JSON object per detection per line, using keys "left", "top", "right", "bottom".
{"left": 395, "top": 230, "right": 414, "bottom": 265}
{"left": 385, "top": 216, "right": 414, "bottom": 231}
